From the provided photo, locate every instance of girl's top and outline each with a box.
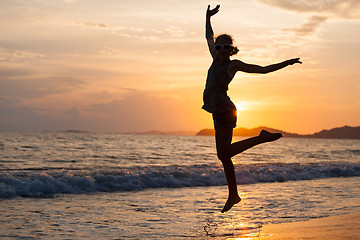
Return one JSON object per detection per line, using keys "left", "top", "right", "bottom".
{"left": 202, "top": 60, "right": 237, "bottom": 113}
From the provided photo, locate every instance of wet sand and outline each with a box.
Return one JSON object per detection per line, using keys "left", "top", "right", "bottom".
{"left": 258, "top": 212, "right": 360, "bottom": 240}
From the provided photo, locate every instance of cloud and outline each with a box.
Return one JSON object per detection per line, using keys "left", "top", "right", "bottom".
{"left": 77, "top": 21, "right": 109, "bottom": 28}
{"left": 0, "top": 66, "right": 35, "bottom": 78}
{"left": 284, "top": 15, "right": 328, "bottom": 36}
{"left": 0, "top": 76, "right": 84, "bottom": 99}
{"left": 0, "top": 105, "right": 87, "bottom": 132}
{"left": 65, "top": 107, "right": 81, "bottom": 118}
{"left": 258, "top": 0, "right": 360, "bottom": 19}
{"left": 75, "top": 18, "right": 195, "bottom": 43}
{"left": 76, "top": 20, "right": 147, "bottom": 33}
{"left": 0, "top": 48, "right": 44, "bottom": 63}
{"left": 0, "top": 89, "right": 197, "bottom": 132}
{"left": 258, "top": 0, "right": 360, "bottom": 36}
{"left": 86, "top": 91, "right": 191, "bottom": 132}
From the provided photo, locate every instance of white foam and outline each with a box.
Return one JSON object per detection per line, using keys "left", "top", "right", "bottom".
{"left": 1, "top": 163, "right": 359, "bottom": 199}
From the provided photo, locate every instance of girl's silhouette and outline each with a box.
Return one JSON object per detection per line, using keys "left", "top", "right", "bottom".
{"left": 203, "top": 5, "right": 302, "bottom": 212}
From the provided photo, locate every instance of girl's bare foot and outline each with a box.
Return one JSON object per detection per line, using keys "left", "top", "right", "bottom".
{"left": 259, "top": 130, "right": 282, "bottom": 142}
{"left": 221, "top": 195, "right": 241, "bottom": 213}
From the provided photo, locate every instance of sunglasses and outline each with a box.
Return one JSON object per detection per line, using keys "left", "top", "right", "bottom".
{"left": 214, "top": 44, "right": 232, "bottom": 51}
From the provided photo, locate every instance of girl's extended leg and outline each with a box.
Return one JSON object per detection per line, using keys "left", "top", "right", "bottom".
{"left": 228, "top": 130, "right": 282, "bottom": 158}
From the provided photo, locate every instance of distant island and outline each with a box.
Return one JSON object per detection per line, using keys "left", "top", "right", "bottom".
{"left": 196, "top": 126, "right": 360, "bottom": 139}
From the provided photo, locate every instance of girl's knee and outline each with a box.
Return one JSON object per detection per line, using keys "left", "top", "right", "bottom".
{"left": 217, "top": 152, "right": 231, "bottom": 163}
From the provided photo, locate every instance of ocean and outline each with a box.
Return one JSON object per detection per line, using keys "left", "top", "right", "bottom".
{"left": 0, "top": 131, "right": 359, "bottom": 239}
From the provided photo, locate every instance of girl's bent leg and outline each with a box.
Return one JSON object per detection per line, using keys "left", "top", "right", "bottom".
{"left": 220, "top": 157, "right": 241, "bottom": 213}
{"left": 215, "top": 127, "right": 241, "bottom": 212}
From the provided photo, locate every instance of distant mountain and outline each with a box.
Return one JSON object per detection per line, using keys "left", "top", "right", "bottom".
{"left": 196, "top": 126, "right": 360, "bottom": 139}
{"left": 196, "top": 126, "right": 298, "bottom": 137}
{"left": 307, "top": 126, "right": 360, "bottom": 139}
{"left": 43, "top": 129, "right": 90, "bottom": 133}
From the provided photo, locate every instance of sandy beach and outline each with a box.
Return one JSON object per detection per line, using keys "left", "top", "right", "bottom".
{"left": 257, "top": 212, "right": 360, "bottom": 240}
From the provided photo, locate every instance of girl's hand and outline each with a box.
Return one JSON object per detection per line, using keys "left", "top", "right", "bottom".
{"left": 207, "top": 5, "right": 220, "bottom": 18}
{"left": 289, "top": 58, "right": 302, "bottom": 65}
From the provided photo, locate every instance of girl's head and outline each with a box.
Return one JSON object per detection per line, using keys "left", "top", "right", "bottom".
{"left": 215, "top": 34, "right": 239, "bottom": 56}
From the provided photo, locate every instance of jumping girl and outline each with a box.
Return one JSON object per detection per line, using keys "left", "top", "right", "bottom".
{"left": 203, "top": 5, "right": 302, "bottom": 212}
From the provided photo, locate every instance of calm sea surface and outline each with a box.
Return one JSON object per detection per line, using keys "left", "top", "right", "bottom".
{"left": 0, "top": 132, "right": 359, "bottom": 239}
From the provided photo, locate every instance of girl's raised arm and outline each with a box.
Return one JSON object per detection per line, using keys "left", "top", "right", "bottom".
{"left": 206, "top": 5, "right": 220, "bottom": 58}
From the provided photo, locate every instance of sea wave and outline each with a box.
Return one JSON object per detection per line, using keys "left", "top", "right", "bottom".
{"left": 1, "top": 163, "right": 359, "bottom": 199}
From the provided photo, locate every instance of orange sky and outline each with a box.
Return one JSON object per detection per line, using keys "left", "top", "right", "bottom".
{"left": 0, "top": 0, "right": 359, "bottom": 134}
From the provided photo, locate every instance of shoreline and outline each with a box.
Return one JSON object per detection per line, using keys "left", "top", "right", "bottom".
{"left": 257, "top": 212, "right": 360, "bottom": 239}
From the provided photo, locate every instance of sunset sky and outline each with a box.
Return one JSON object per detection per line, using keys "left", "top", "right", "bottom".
{"left": 1, "top": 0, "right": 359, "bottom": 134}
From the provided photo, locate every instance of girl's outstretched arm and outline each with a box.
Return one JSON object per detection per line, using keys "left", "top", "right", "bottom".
{"left": 228, "top": 58, "right": 302, "bottom": 75}
{"left": 206, "top": 5, "right": 220, "bottom": 58}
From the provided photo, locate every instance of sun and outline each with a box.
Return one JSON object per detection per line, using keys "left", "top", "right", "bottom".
{"left": 235, "top": 102, "right": 246, "bottom": 111}
{"left": 234, "top": 102, "right": 246, "bottom": 116}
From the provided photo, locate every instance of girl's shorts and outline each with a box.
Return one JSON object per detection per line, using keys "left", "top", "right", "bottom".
{"left": 212, "top": 110, "right": 237, "bottom": 129}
